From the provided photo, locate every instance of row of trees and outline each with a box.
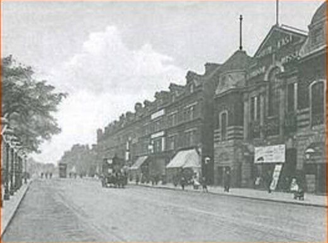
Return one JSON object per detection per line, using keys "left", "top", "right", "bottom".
{"left": 2, "top": 55, "right": 66, "bottom": 157}
{"left": 59, "top": 144, "right": 98, "bottom": 177}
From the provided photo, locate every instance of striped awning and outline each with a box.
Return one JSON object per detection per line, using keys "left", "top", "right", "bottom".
{"left": 166, "top": 149, "right": 201, "bottom": 169}
{"left": 130, "top": 156, "right": 148, "bottom": 170}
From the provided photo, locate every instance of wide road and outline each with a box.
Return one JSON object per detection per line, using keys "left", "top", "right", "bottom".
{"left": 2, "top": 178, "right": 326, "bottom": 242}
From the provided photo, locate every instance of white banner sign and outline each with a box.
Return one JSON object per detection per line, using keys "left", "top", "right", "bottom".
{"left": 270, "top": 164, "right": 283, "bottom": 191}
{"left": 254, "top": 145, "right": 285, "bottom": 164}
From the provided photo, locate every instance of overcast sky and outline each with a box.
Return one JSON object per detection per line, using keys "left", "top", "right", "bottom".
{"left": 2, "top": 1, "right": 322, "bottom": 164}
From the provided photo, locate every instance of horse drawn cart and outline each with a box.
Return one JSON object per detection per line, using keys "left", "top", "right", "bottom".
{"left": 101, "top": 156, "right": 127, "bottom": 188}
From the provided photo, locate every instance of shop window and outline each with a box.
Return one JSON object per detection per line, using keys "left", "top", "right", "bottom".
{"left": 311, "top": 81, "right": 325, "bottom": 126}
{"left": 221, "top": 112, "right": 228, "bottom": 141}
{"left": 268, "top": 68, "right": 280, "bottom": 117}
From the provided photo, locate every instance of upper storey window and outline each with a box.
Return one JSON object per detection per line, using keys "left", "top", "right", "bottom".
{"left": 311, "top": 81, "right": 325, "bottom": 126}
{"left": 268, "top": 68, "right": 281, "bottom": 117}
{"left": 311, "top": 27, "right": 324, "bottom": 47}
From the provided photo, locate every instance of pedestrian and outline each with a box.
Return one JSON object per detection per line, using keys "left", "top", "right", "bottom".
{"left": 136, "top": 174, "right": 139, "bottom": 185}
{"left": 223, "top": 170, "right": 231, "bottom": 192}
{"left": 41, "top": 172, "right": 44, "bottom": 179}
{"left": 266, "top": 171, "right": 272, "bottom": 193}
{"left": 180, "top": 176, "right": 186, "bottom": 190}
{"left": 201, "top": 177, "right": 208, "bottom": 192}
{"left": 290, "top": 178, "right": 304, "bottom": 200}
{"left": 49, "top": 173, "right": 53, "bottom": 179}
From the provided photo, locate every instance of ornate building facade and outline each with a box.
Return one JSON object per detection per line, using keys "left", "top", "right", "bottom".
{"left": 213, "top": 2, "right": 326, "bottom": 192}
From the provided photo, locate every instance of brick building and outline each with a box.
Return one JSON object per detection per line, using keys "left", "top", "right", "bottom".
{"left": 96, "top": 63, "right": 221, "bottom": 184}
{"left": 213, "top": 2, "right": 326, "bottom": 193}
{"left": 95, "top": 1, "right": 326, "bottom": 191}
{"left": 296, "top": 2, "right": 326, "bottom": 193}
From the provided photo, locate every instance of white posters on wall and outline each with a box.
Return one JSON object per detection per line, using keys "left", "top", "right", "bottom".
{"left": 254, "top": 145, "right": 285, "bottom": 164}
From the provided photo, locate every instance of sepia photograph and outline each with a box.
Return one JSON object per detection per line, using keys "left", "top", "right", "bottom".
{"left": 1, "top": 0, "right": 327, "bottom": 242}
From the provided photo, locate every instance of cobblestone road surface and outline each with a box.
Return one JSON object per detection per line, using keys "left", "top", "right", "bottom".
{"left": 2, "top": 179, "right": 326, "bottom": 242}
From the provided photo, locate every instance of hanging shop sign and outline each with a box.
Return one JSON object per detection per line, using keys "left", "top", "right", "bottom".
{"left": 254, "top": 144, "right": 285, "bottom": 164}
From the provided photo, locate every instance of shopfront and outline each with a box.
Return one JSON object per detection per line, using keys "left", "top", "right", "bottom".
{"left": 253, "top": 144, "right": 286, "bottom": 191}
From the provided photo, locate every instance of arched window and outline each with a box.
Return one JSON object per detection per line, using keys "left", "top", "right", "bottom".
{"left": 221, "top": 112, "right": 228, "bottom": 141}
{"left": 268, "top": 68, "right": 281, "bottom": 116}
{"left": 311, "top": 81, "right": 325, "bottom": 126}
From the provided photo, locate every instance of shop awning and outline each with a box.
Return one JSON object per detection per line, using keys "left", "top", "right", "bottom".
{"left": 166, "top": 149, "right": 201, "bottom": 169}
{"left": 130, "top": 156, "right": 148, "bottom": 170}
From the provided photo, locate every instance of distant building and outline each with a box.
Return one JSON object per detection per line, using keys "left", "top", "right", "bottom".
{"left": 96, "top": 64, "right": 221, "bottom": 184}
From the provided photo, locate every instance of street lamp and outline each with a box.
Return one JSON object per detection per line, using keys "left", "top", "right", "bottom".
{"left": 2, "top": 128, "right": 17, "bottom": 200}
{"left": 204, "top": 157, "right": 210, "bottom": 184}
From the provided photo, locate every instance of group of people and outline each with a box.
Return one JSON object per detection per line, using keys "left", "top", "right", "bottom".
{"left": 40, "top": 172, "right": 52, "bottom": 179}
{"left": 102, "top": 171, "right": 128, "bottom": 188}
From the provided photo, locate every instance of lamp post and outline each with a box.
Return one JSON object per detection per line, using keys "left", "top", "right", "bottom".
{"left": 3, "top": 128, "right": 17, "bottom": 200}
{"left": 24, "top": 153, "right": 27, "bottom": 184}
{"left": 204, "top": 157, "right": 210, "bottom": 184}
{"left": 1, "top": 117, "right": 9, "bottom": 205}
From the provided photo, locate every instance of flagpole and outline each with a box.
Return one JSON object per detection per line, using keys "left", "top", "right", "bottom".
{"left": 276, "top": 0, "right": 279, "bottom": 26}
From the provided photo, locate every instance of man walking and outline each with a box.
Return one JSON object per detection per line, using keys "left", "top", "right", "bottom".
{"left": 201, "top": 176, "right": 208, "bottom": 192}
{"left": 223, "top": 170, "right": 231, "bottom": 192}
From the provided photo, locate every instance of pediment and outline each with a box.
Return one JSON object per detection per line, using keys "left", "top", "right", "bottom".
{"left": 254, "top": 25, "right": 307, "bottom": 59}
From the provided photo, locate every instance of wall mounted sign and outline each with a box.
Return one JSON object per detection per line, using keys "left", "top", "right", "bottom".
{"left": 254, "top": 144, "right": 285, "bottom": 163}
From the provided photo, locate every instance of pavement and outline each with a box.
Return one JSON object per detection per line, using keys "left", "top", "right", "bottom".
{"left": 1, "top": 180, "right": 31, "bottom": 237}
{"left": 133, "top": 181, "right": 327, "bottom": 208}
{"left": 3, "top": 179, "right": 326, "bottom": 242}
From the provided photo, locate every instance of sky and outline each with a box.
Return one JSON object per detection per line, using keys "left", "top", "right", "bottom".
{"left": 1, "top": 0, "right": 323, "bottom": 164}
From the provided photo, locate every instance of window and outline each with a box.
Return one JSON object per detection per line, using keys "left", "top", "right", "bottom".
{"left": 215, "top": 112, "right": 220, "bottom": 129}
{"left": 250, "top": 96, "right": 260, "bottom": 121}
{"left": 153, "top": 138, "right": 162, "bottom": 153}
{"left": 184, "top": 105, "right": 196, "bottom": 121}
{"left": 256, "top": 96, "right": 261, "bottom": 121}
{"left": 221, "top": 112, "right": 228, "bottom": 141}
{"left": 154, "top": 120, "right": 161, "bottom": 132}
{"left": 287, "top": 83, "right": 296, "bottom": 112}
{"left": 312, "top": 28, "right": 323, "bottom": 46}
{"left": 167, "top": 135, "right": 177, "bottom": 150}
{"left": 268, "top": 68, "right": 281, "bottom": 116}
{"left": 311, "top": 81, "right": 325, "bottom": 126}
{"left": 185, "top": 130, "right": 196, "bottom": 146}
{"left": 251, "top": 97, "right": 256, "bottom": 121}
{"left": 190, "top": 84, "right": 194, "bottom": 93}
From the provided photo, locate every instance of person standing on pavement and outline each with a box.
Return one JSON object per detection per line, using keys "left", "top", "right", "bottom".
{"left": 223, "top": 170, "right": 231, "bottom": 192}
{"left": 180, "top": 176, "right": 186, "bottom": 190}
{"left": 201, "top": 176, "right": 208, "bottom": 192}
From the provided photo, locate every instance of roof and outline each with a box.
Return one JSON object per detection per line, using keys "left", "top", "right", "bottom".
{"left": 166, "top": 149, "right": 201, "bottom": 169}
{"left": 130, "top": 156, "right": 148, "bottom": 170}
{"left": 219, "top": 50, "right": 251, "bottom": 74}
{"left": 254, "top": 25, "right": 307, "bottom": 58}
{"left": 311, "top": 1, "right": 326, "bottom": 25}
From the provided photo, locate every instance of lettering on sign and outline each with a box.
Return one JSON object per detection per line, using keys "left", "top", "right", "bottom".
{"left": 270, "top": 164, "right": 283, "bottom": 191}
{"left": 254, "top": 144, "right": 285, "bottom": 163}
{"left": 151, "top": 109, "right": 165, "bottom": 120}
{"left": 277, "top": 35, "right": 293, "bottom": 49}
{"left": 257, "top": 35, "right": 295, "bottom": 59}
{"left": 281, "top": 50, "right": 299, "bottom": 64}
{"left": 247, "top": 66, "right": 266, "bottom": 79}
{"left": 257, "top": 46, "right": 273, "bottom": 58}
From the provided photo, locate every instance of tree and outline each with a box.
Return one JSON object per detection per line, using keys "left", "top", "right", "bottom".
{"left": 2, "top": 55, "right": 67, "bottom": 153}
